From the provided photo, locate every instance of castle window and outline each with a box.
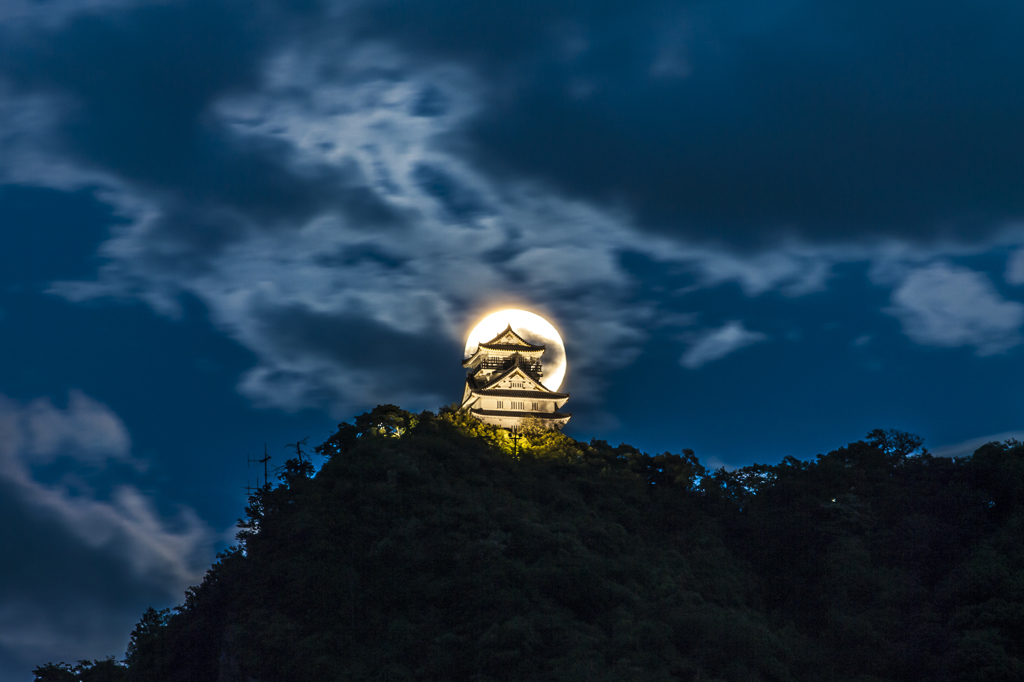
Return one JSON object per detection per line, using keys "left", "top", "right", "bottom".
{"left": 496, "top": 400, "right": 504, "bottom": 409}
{"left": 532, "top": 402, "right": 539, "bottom": 411}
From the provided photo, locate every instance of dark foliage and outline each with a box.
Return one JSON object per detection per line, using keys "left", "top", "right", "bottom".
{"left": 33, "top": 658, "right": 127, "bottom": 682}
{"left": 37, "top": 407, "right": 1024, "bottom": 681}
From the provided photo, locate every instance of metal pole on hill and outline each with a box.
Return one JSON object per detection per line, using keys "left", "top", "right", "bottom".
{"left": 246, "top": 450, "right": 263, "bottom": 489}
{"left": 259, "top": 444, "right": 272, "bottom": 489}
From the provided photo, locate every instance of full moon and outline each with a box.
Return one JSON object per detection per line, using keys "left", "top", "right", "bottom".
{"left": 464, "top": 309, "right": 567, "bottom": 391}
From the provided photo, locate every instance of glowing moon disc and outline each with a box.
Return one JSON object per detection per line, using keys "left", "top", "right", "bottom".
{"left": 464, "top": 309, "right": 567, "bottom": 391}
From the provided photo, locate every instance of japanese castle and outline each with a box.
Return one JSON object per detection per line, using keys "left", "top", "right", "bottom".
{"left": 461, "top": 325, "right": 571, "bottom": 431}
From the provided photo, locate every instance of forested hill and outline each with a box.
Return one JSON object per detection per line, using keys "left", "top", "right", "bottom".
{"left": 36, "top": 406, "right": 1024, "bottom": 682}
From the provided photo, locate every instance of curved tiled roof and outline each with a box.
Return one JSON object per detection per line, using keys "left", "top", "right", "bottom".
{"left": 478, "top": 343, "right": 545, "bottom": 352}
{"left": 480, "top": 324, "right": 546, "bottom": 351}
{"left": 472, "top": 388, "right": 568, "bottom": 399}
{"left": 469, "top": 407, "right": 571, "bottom": 421}
{"left": 462, "top": 346, "right": 544, "bottom": 369}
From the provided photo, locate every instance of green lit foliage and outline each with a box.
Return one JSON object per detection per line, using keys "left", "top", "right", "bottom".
{"left": 315, "top": 404, "right": 419, "bottom": 459}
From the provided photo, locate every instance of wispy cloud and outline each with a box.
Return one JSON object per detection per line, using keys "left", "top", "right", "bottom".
{"left": 0, "top": 0, "right": 167, "bottom": 26}
{"left": 46, "top": 42, "right": 673, "bottom": 413}
{"left": 884, "top": 262, "right": 1024, "bottom": 355}
{"left": 681, "top": 320, "right": 767, "bottom": 369}
{"left": 931, "top": 430, "right": 1024, "bottom": 458}
{"left": 1005, "top": 248, "right": 1024, "bottom": 285}
{"left": 28, "top": 37, "right": 1024, "bottom": 415}
{"left": 24, "top": 390, "right": 133, "bottom": 466}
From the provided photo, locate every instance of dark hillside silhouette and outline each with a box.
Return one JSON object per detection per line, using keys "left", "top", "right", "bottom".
{"left": 35, "top": 410, "right": 1024, "bottom": 681}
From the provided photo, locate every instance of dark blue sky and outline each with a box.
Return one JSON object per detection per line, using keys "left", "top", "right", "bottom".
{"left": 4, "top": 0, "right": 1024, "bottom": 676}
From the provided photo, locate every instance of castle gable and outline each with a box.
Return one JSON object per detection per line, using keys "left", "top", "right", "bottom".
{"left": 488, "top": 366, "right": 546, "bottom": 392}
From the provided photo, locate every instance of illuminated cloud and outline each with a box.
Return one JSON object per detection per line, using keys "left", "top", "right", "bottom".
{"left": 29, "top": 33, "right": 1024, "bottom": 416}
{"left": 13, "top": 39, "right": 852, "bottom": 415}
{"left": 3, "top": 0, "right": 1024, "bottom": 422}
{"left": 46, "top": 42, "right": 672, "bottom": 413}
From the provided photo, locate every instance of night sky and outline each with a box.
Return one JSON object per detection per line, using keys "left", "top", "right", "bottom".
{"left": 3, "top": 0, "right": 1024, "bottom": 676}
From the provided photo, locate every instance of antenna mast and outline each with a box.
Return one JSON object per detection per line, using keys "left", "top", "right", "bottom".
{"left": 259, "top": 443, "right": 272, "bottom": 489}
{"left": 246, "top": 452, "right": 260, "bottom": 489}
{"left": 247, "top": 444, "right": 272, "bottom": 488}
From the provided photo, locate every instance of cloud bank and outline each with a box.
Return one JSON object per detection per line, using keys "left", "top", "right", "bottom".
{"left": 1, "top": 0, "right": 1024, "bottom": 420}
{"left": 0, "top": 392, "right": 215, "bottom": 673}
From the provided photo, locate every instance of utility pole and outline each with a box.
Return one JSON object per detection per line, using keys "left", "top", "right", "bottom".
{"left": 510, "top": 430, "right": 522, "bottom": 459}
{"left": 246, "top": 450, "right": 262, "bottom": 489}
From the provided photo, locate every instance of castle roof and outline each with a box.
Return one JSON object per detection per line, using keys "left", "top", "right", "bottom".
{"left": 463, "top": 325, "right": 546, "bottom": 368}
{"left": 479, "top": 325, "right": 545, "bottom": 351}
{"left": 468, "top": 407, "right": 571, "bottom": 422}
{"left": 471, "top": 388, "right": 568, "bottom": 399}
{"left": 477, "top": 343, "right": 545, "bottom": 352}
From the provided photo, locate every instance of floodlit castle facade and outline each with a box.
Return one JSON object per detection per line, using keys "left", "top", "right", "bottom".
{"left": 461, "top": 325, "right": 571, "bottom": 431}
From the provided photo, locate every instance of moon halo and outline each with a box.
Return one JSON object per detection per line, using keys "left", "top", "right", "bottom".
{"left": 464, "top": 309, "right": 567, "bottom": 391}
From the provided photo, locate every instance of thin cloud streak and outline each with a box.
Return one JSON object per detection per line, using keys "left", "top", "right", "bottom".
{"left": 681, "top": 320, "right": 767, "bottom": 369}
{"left": 931, "top": 431, "right": 1024, "bottom": 459}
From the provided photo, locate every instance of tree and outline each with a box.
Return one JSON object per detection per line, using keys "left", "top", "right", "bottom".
{"left": 34, "top": 659, "right": 127, "bottom": 682}
{"left": 32, "top": 663, "right": 76, "bottom": 682}
{"left": 123, "top": 607, "right": 171, "bottom": 678}
{"left": 34, "top": 412, "right": 1024, "bottom": 682}
{"left": 866, "top": 428, "right": 926, "bottom": 459}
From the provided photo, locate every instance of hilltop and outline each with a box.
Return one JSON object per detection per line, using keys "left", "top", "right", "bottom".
{"left": 36, "top": 406, "right": 1024, "bottom": 681}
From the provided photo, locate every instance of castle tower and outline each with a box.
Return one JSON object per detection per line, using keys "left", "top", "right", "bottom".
{"left": 461, "top": 325, "right": 571, "bottom": 431}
